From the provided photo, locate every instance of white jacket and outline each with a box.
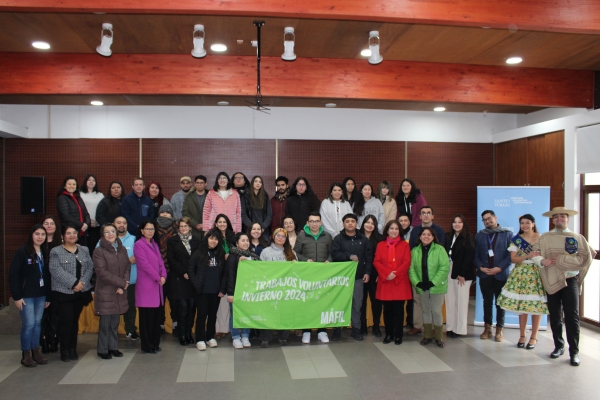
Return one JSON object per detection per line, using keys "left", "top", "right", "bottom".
{"left": 320, "top": 198, "right": 353, "bottom": 238}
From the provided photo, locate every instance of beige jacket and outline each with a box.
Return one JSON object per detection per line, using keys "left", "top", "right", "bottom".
{"left": 531, "top": 231, "right": 596, "bottom": 295}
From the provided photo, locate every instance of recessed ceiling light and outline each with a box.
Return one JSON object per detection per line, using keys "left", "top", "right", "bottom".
{"left": 91, "top": 101, "right": 104, "bottom": 106}
{"left": 360, "top": 49, "right": 371, "bottom": 57}
{"left": 217, "top": 101, "right": 229, "bottom": 106}
{"left": 433, "top": 107, "right": 446, "bottom": 112}
{"left": 482, "top": 26, "right": 491, "bottom": 29}
{"left": 210, "top": 44, "right": 227, "bottom": 52}
{"left": 325, "top": 103, "right": 337, "bottom": 108}
{"left": 506, "top": 57, "right": 523, "bottom": 64}
{"left": 32, "top": 41, "right": 50, "bottom": 50}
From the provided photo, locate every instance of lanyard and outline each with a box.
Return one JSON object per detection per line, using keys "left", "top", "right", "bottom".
{"left": 36, "top": 253, "right": 43, "bottom": 275}
{"left": 487, "top": 234, "right": 496, "bottom": 249}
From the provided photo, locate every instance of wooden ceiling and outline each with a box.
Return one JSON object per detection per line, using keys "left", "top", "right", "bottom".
{"left": 0, "top": 1, "right": 597, "bottom": 113}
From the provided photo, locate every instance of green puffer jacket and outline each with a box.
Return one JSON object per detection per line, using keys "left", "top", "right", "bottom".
{"left": 409, "top": 243, "right": 450, "bottom": 295}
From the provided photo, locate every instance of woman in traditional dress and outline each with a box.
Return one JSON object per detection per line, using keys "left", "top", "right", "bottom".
{"left": 497, "top": 214, "right": 547, "bottom": 349}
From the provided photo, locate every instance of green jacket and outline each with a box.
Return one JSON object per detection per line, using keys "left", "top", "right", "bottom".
{"left": 182, "top": 190, "right": 206, "bottom": 241}
{"left": 409, "top": 243, "right": 450, "bottom": 295}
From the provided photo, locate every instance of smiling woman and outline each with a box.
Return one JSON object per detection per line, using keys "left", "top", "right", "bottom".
{"left": 56, "top": 176, "right": 91, "bottom": 246}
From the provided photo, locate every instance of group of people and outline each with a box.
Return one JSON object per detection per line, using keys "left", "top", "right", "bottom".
{"left": 8, "top": 172, "right": 594, "bottom": 369}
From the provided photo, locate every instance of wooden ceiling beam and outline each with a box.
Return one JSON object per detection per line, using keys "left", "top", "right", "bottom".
{"left": 0, "top": 53, "right": 592, "bottom": 108}
{"left": 1, "top": 0, "right": 599, "bottom": 35}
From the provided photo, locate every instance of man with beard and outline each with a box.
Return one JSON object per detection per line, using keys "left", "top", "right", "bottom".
{"left": 170, "top": 176, "right": 192, "bottom": 220}
{"left": 182, "top": 175, "right": 208, "bottom": 240}
{"left": 270, "top": 176, "right": 289, "bottom": 232}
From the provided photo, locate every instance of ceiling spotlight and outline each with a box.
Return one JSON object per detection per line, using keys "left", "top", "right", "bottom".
{"left": 282, "top": 27, "right": 296, "bottom": 61}
{"left": 217, "top": 101, "right": 229, "bottom": 106}
{"left": 210, "top": 44, "right": 227, "bottom": 52}
{"left": 32, "top": 41, "right": 50, "bottom": 50}
{"left": 91, "top": 101, "right": 104, "bottom": 106}
{"left": 325, "top": 103, "right": 337, "bottom": 108}
{"left": 96, "top": 23, "right": 113, "bottom": 57}
{"left": 191, "top": 24, "right": 207, "bottom": 58}
{"left": 368, "top": 31, "right": 383, "bottom": 65}
{"left": 506, "top": 56, "right": 523, "bottom": 64}
{"left": 434, "top": 107, "right": 446, "bottom": 112}
{"left": 360, "top": 49, "right": 371, "bottom": 57}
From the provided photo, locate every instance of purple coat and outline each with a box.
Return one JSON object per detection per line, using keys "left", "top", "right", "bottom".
{"left": 134, "top": 238, "right": 167, "bottom": 308}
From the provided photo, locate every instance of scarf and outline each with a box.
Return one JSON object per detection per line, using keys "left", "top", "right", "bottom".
{"left": 479, "top": 225, "right": 512, "bottom": 234}
{"left": 157, "top": 216, "right": 173, "bottom": 229}
{"left": 386, "top": 236, "right": 401, "bottom": 271}
{"left": 178, "top": 232, "right": 192, "bottom": 255}
{"left": 230, "top": 246, "right": 260, "bottom": 260}
{"left": 63, "top": 190, "right": 85, "bottom": 236}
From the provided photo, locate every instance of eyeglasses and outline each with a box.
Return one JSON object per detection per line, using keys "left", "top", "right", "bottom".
{"left": 218, "top": 177, "right": 228, "bottom": 181}
{"left": 421, "top": 212, "right": 432, "bottom": 216}
{"left": 103, "top": 231, "right": 116, "bottom": 235}
{"left": 297, "top": 183, "right": 306, "bottom": 187}
{"left": 143, "top": 228, "right": 155, "bottom": 231}
{"left": 275, "top": 234, "right": 287, "bottom": 239}
{"left": 234, "top": 176, "right": 244, "bottom": 180}
{"left": 308, "top": 220, "right": 321, "bottom": 224}
{"left": 482, "top": 216, "right": 494, "bottom": 222}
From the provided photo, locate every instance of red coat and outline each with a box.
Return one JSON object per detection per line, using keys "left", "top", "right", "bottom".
{"left": 373, "top": 239, "right": 412, "bottom": 301}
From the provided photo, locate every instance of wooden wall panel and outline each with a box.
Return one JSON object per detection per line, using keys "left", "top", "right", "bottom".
{"left": 495, "top": 139, "right": 528, "bottom": 186}
{"left": 2, "top": 139, "right": 139, "bottom": 303}
{"left": 142, "top": 139, "right": 276, "bottom": 199}
{"left": 277, "top": 140, "right": 406, "bottom": 202}
{"left": 407, "top": 142, "right": 494, "bottom": 235}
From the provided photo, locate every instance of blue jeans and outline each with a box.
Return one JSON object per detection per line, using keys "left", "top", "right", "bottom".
{"left": 19, "top": 296, "right": 46, "bottom": 351}
{"left": 229, "top": 303, "right": 250, "bottom": 340}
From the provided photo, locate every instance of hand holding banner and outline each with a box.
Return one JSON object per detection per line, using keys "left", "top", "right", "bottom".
{"left": 233, "top": 260, "right": 357, "bottom": 329}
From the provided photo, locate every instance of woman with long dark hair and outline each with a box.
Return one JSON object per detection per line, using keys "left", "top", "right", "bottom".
{"left": 213, "top": 213, "right": 235, "bottom": 338}
{"left": 56, "top": 176, "right": 90, "bottom": 245}
{"left": 96, "top": 180, "right": 124, "bottom": 225}
{"left": 203, "top": 172, "right": 242, "bottom": 233}
{"left": 80, "top": 174, "right": 104, "bottom": 254}
{"left": 9, "top": 224, "right": 50, "bottom": 367}
{"left": 145, "top": 181, "right": 172, "bottom": 219}
{"left": 321, "top": 182, "right": 353, "bottom": 238}
{"left": 189, "top": 229, "right": 227, "bottom": 351}
{"left": 409, "top": 227, "right": 449, "bottom": 348}
{"left": 373, "top": 220, "right": 412, "bottom": 345}
{"left": 285, "top": 176, "right": 320, "bottom": 232}
{"left": 283, "top": 216, "right": 298, "bottom": 248}
{"left": 93, "top": 223, "right": 130, "bottom": 359}
{"left": 40, "top": 216, "right": 61, "bottom": 353}
{"left": 134, "top": 219, "right": 167, "bottom": 354}
{"left": 241, "top": 175, "right": 273, "bottom": 239}
{"left": 167, "top": 217, "right": 200, "bottom": 346}
{"left": 342, "top": 177, "right": 359, "bottom": 207}
{"left": 354, "top": 182, "right": 385, "bottom": 234}
{"left": 248, "top": 222, "right": 269, "bottom": 257}
{"left": 444, "top": 214, "right": 476, "bottom": 338}
{"left": 227, "top": 232, "right": 260, "bottom": 349}
{"left": 497, "top": 214, "right": 547, "bottom": 349}
{"left": 396, "top": 178, "right": 427, "bottom": 227}
{"left": 49, "top": 225, "right": 94, "bottom": 362}
{"left": 359, "top": 215, "right": 384, "bottom": 337}
{"left": 378, "top": 181, "right": 398, "bottom": 225}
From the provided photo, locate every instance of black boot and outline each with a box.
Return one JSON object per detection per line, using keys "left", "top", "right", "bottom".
{"left": 41, "top": 337, "right": 49, "bottom": 354}
{"left": 372, "top": 326, "right": 382, "bottom": 337}
{"left": 51, "top": 337, "right": 59, "bottom": 353}
{"left": 332, "top": 328, "right": 342, "bottom": 341}
{"left": 68, "top": 348, "right": 78, "bottom": 361}
{"left": 383, "top": 335, "right": 393, "bottom": 344}
{"left": 361, "top": 325, "right": 368, "bottom": 335}
{"left": 60, "top": 349, "right": 70, "bottom": 362}
{"left": 351, "top": 328, "right": 364, "bottom": 341}
{"left": 179, "top": 336, "right": 189, "bottom": 346}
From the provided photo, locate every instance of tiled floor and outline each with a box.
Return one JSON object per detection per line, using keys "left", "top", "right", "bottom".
{"left": 1, "top": 313, "right": 599, "bottom": 400}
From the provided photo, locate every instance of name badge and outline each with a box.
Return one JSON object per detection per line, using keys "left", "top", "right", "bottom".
{"left": 565, "top": 237, "right": 578, "bottom": 255}
{"left": 488, "top": 249, "right": 494, "bottom": 257}
{"left": 39, "top": 278, "right": 44, "bottom": 287}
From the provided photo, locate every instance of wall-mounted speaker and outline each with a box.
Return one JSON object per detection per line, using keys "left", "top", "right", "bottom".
{"left": 21, "top": 176, "right": 46, "bottom": 215}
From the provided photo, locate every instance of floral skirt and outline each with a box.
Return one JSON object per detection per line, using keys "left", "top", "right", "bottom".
{"left": 497, "top": 263, "right": 549, "bottom": 315}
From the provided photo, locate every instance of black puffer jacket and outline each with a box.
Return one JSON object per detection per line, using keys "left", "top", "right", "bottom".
{"left": 285, "top": 192, "right": 320, "bottom": 232}
{"left": 56, "top": 192, "right": 91, "bottom": 233}
{"left": 331, "top": 230, "right": 373, "bottom": 280}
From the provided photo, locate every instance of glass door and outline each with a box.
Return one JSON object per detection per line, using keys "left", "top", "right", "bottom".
{"left": 581, "top": 174, "right": 600, "bottom": 325}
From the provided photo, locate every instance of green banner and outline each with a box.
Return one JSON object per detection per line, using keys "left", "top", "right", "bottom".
{"left": 232, "top": 260, "right": 357, "bottom": 329}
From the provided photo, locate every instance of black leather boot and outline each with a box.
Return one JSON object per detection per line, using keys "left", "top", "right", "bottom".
{"left": 372, "top": 325, "right": 382, "bottom": 337}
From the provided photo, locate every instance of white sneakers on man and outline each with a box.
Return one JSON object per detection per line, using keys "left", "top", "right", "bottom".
{"left": 302, "top": 332, "right": 311, "bottom": 344}
{"left": 318, "top": 332, "right": 330, "bottom": 344}
{"left": 196, "top": 341, "right": 207, "bottom": 351}
{"left": 207, "top": 339, "right": 218, "bottom": 348}
{"left": 232, "top": 338, "right": 243, "bottom": 349}
{"left": 241, "top": 337, "right": 251, "bottom": 348}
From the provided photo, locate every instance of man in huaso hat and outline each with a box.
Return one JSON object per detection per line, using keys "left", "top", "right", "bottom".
{"left": 531, "top": 207, "right": 596, "bottom": 366}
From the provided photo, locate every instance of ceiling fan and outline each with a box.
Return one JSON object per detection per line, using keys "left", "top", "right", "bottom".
{"left": 246, "top": 20, "right": 270, "bottom": 113}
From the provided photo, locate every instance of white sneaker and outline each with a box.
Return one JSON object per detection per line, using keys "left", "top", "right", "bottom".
{"left": 302, "top": 332, "right": 311, "bottom": 344}
{"left": 241, "top": 337, "right": 251, "bottom": 348}
{"left": 207, "top": 338, "right": 218, "bottom": 348}
{"left": 196, "top": 341, "right": 206, "bottom": 351}
{"left": 318, "top": 332, "right": 330, "bottom": 344}
{"left": 232, "top": 338, "right": 243, "bottom": 349}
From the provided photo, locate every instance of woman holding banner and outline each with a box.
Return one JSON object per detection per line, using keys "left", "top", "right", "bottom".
{"left": 497, "top": 214, "right": 547, "bottom": 349}
{"left": 373, "top": 220, "right": 412, "bottom": 345}
{"left": 227, "top": 232, "right": 260, "bottom": 349}
{"left": 258, "top": 228, "right": 297, "bottom": 347}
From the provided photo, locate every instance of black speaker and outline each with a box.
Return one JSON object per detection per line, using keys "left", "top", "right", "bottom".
{"left": 21, "top": 176, "right": 46, "bottom": 215}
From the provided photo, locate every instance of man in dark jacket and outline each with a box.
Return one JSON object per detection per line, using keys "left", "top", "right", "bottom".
{"left": 294, "top": 211, "right": 333, "bottom": 344}
{"left": 285, "top": 177, "right": 320, "bottom": 232}
{"left": 182, "top": 174, "right": 207, "bottom": 240}
{"left": 331, "top": 213, "right": 373, "bottom": 341}
{"left": 121, "top": 177, "right": 154, "bottom": 234}
{"left": 270, "top": 176, "right": 289, "bottom": 232}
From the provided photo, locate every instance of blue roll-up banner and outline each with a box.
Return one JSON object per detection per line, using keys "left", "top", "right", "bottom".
{"left": 475, "top": 186, "right": 550, "bottom": 329}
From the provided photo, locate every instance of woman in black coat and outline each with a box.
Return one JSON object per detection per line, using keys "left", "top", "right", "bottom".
{"left": 56, "top": 176, "right": 91, "bottom": 246}
{"left": 444, "top": 214, "right": 476, "bottom": 338}
{"left": 96, "top": 180, "right": 124, "bottom": 225}
{"left": 167, "top": 217, "right": 200, "bottom": 346}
